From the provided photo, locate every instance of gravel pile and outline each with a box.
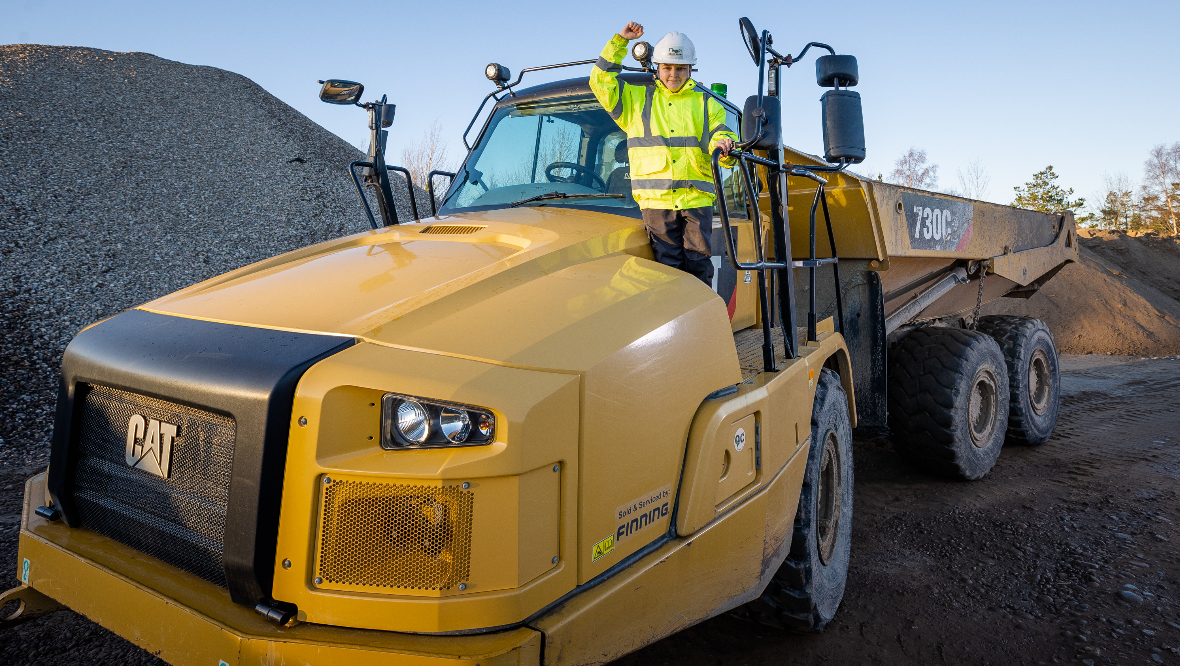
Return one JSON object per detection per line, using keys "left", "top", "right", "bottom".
{"left": 0, "top": 44, "right": 424, "bottom": 468}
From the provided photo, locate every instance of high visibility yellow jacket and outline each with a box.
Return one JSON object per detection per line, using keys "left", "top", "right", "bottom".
{"left": 591, "top": 34, "right": 738, "bottom": 211}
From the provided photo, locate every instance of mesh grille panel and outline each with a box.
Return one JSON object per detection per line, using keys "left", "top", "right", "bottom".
{"left": 317, "top": 480, "right": 474, "bottom": 590}
{"left": 72, "top": 384, "right": 236, "bottom": 587}
{"left": 419, "top": 225, "right": 485, "bottom": 235}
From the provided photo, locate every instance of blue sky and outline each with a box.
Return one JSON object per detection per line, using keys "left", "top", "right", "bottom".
{"left": 5, "top": 0, "right": 1178, "bottom": 205}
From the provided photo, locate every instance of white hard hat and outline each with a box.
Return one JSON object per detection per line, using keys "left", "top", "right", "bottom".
{"left": 652, "top": 32, "right": 697, "bottom": 65}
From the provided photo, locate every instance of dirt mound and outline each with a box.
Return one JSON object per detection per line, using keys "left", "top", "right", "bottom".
{"left": 0, "top": 45, "right": 419, "bottom": 464}
{"left": 982, "top": 228, "right": 1180, "bottom": 356}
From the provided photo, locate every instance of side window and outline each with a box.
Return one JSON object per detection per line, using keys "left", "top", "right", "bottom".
{"left": 597, "top": 131, "right": 628, "bottom": 181}
{"left": 717, "top": 109, "right": 749, "bottom": 219}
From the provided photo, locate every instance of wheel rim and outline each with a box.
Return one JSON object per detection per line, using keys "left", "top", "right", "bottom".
{"left": 1028, "top": 349, "right": 1052, "bottom": 416}
{"left": 815, "top": 432, "right": 842, "bottom": 565}
{"left": 968, "top": 368, "right": 999, "bottom": 448}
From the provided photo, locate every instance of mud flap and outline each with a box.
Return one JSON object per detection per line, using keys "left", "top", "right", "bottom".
{"left": 845, "top": 270, "right": 887, "bottom": 430}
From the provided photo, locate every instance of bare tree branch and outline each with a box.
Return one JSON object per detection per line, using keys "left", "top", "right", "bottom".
{"left": 956, "top": 158, "right": 991, "bottom": 201}
{"left": 886, "top": 147, "right": 939, "bottom": 190}
{"left": 401, "top": 119, "right": 454, "bottom": 209}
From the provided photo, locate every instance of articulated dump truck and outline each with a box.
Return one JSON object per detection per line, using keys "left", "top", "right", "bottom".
{"left": 3, "top": 18, "right": 1076, "bottom": 666}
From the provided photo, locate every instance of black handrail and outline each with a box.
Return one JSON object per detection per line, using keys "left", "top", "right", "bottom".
{"left": 710, "top": 148, "right": 788, "bottom": 271}
{"left": 790, "top": 168, "right": 845, "bottom": 342}
{"left": 462, "top": 58, "right": 655, "bottom": 149}
{"left": 385, "top": 166, "right": 420, "bottom": 222}
{"left": 427, "top": 170, "right": 457, "bottom": 217}
{"left": 711, "top": 148, "right": 848, "bottom": 367}
{"left": 348, "top": 160, "right": 380, "bottom": 230}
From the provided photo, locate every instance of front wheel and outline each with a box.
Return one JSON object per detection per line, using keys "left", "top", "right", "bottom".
{"left": 747, "top": 368, "right": 854, "bottom": 631}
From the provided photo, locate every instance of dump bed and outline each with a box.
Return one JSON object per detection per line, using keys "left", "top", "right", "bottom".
{"left": 761, "top": 147, "right": 1079, "bottom": 427}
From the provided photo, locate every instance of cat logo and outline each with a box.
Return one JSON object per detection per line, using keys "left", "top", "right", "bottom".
{"left": 125, "top": 414, "right": 177, "bottom": 479}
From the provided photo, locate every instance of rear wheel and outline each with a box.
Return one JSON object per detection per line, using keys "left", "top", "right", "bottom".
{"left": 746, "top": 368, "right": 853, "bottom": 631}
{"left": 888, "top": 327, "right": 1010, "bottom": 480}
{"left": 975, "top": 315, "right": 1061, "bottom": 445}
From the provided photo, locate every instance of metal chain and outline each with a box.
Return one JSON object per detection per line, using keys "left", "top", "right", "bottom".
{"left": 969, "top": 260, "right": 987, "bottom": 330}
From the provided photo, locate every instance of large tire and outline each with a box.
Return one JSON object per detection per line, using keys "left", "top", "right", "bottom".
{"left": 748, "top": 369, "right": 853, "bottom": 631}
{"left": 975, "top": 315, "right": 1061, "bottom": 446}
{"left": 888, "top": 327, "right": 1010, "bottom": 480}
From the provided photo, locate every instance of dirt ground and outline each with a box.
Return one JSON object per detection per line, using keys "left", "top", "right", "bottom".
{"left": 2, "top": 354, "right": 1177, "bottom": 665}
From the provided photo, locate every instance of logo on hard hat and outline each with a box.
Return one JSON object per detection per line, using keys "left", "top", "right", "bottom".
{"left": 125, "top": 414, "right": 177, "bottom": 479}
{"left": 668, "top": 47, "right": 683, "bottom": 56}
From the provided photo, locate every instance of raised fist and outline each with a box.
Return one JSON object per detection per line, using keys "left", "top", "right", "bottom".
{"left": 621, "top": 22, "right": 644, "bottom": 40}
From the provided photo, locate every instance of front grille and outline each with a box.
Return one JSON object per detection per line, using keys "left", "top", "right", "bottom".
{"left": 317, "top": 480, "right": 474, "bottom": 590}
{"left": 72, "top": 384, "right": 236, "bottom": 587}
{"left": 419, "top": 224, "right": 485, "bottom": 235}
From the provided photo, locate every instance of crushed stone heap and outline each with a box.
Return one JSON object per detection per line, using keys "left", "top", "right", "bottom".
{"left": 0, "top": 44, "right": 422, "bottom": 463}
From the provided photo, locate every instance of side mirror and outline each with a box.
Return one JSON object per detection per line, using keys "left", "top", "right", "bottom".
{"left": 741, "top": 95, "right": 781, "bottom": 151}
{"left": 318, "top": 79, "right": 364, "bottom": 105}
{"left": 369, "top": 103, "right": 395, "bottom": 129}
{"left": 816, "top": 55, "right": 858, "bottom": 87}
{"left": 820, "top": 90, "right": 865, "bottom": 163}
{"left": 738, "top": 17, "right": 761, "bottom": 65}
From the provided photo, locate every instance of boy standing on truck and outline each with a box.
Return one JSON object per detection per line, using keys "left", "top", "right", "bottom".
{"left": 591, "top": 21, "right": 737, "bottom": 286}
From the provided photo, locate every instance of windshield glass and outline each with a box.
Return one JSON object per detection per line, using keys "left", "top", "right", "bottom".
{"left": 440, "top": 93, "right": 748, "bottom": 219}
{"left": 441, "top": 96, "right": 636, "bottom": 214}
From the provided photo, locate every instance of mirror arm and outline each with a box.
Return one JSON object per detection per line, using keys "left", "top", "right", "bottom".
{"left": 792, "top": 42, "right": 837, "bottom": 63}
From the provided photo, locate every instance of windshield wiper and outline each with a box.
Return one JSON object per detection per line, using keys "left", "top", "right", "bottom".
{"left": 508, "top": 191, "right": 625, "bottom": 208}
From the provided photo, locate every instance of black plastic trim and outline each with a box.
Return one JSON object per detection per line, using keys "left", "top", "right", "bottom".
{"left": 48, "top": 309, "right": 355, "bottom": 606}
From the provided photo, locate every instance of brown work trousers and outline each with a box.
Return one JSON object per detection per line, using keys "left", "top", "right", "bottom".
{"left": 642, "top": 207, "right": 714, "bottom": 286}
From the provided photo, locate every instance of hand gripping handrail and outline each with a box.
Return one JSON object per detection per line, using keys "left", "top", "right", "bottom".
{"left": 710, "top": 148, "right": 788, "bottom": 271}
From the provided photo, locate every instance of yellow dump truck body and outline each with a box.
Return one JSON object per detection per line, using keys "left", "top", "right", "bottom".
{"left": 7, "top": 66, "right": 1078, "bottom": 665}
{"left": 9, "top": 201, "right": 853, "bottom": 665}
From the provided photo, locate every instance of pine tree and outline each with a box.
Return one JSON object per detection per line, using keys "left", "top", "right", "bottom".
{"left": 1012, "top": 166, "right": 1085, "bottom": 213}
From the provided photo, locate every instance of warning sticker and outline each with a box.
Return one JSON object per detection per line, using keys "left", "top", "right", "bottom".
{"left": 591, "top": 534, "right": 615, "bottom": 562}
{"left": 615, "top": 484, "right": 672, "bottom": 545}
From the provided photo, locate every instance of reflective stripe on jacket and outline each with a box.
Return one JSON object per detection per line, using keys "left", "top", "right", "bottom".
{"left": 590, "top": 34, "right": 738, "bottom": 210}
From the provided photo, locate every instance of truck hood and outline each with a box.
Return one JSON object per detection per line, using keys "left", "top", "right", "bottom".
{"left": 142, "top": 207, "right": 719, "bottom": 372}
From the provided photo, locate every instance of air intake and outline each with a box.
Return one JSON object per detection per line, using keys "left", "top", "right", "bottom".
{"left": 420, "top": 225, "right": 485, "bottom": 235}
{"left": 316, "top": 479, "right": 474, "bottom": 590}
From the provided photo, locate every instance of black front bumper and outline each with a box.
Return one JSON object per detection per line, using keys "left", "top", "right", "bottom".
{"left": 48, "top": 309, "right": 353, "bottom": 606}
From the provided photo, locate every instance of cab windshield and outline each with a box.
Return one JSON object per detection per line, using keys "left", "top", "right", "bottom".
{"left": 439, "top": 93, "right": 748, "bottom": 219}
{"left": 440, "top": 96, "right": 637, "bottom": 214}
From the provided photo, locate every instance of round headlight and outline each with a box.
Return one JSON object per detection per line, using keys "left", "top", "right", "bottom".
{"left": 441, "top": 408, "right": 471, "bottom": 443}
{"left": 477, "top": 413, "right": 494, "bottom": 438}
{"left": 396, "top": 400, "right": 429, "bottom": 443}
{"left": 632, "top": 41, "right": 652, "bottom": 63}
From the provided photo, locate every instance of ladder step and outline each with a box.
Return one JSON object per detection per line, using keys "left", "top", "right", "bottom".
{"left": 792, "top": 258, "right": 838, "bottom": 268}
